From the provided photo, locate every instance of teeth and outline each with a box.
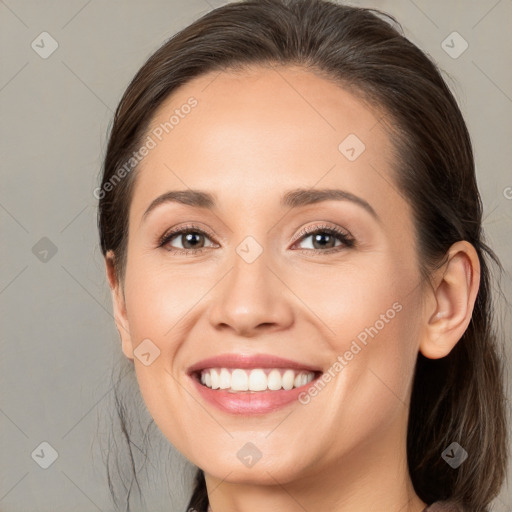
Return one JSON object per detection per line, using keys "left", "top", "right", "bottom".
{"left": 209, "top": 369, "right": 217, "bottom": 389}
{"left": 198, "top": 368, "right": 316, "bottom": 392}
{"left": 267, "top": 369, "right": 282, "bottom": 390}
{"left": 219, "top": 368, "right": 231, "bottom": 389}
{"left": 231, "top": 369, "right": 249, "bottom": 391}
{"left": 282, "top": 369, "right": 294, "bottom": 390}
{"left": 248, "top": 369, "right": 267, "bottom": 391}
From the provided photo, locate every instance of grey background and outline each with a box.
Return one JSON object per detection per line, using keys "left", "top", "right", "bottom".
{"left": 1, "top": 0, "right": 511, "bottom": 511}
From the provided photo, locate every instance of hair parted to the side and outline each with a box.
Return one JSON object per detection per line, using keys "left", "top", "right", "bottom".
{"left": 97, "top": 1, "right": 508, "bottom": 511}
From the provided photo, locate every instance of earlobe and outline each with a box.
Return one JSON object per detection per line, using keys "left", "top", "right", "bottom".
{"left": 419, "top": 241, "right": 480, "bottom": 360}
{"left": 105, "top": 251, "right": 134, "bottom": 360}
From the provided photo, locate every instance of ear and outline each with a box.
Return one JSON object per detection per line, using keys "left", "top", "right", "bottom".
{"left": 105, "top": 251, "right": 134, "bottom": 360}
{"left": 419, "top": 241, "right": 481, "bottom": 359}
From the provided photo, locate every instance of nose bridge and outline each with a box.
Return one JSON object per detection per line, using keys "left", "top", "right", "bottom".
{"left": 207, "top": 237, "right": 294, "bottom": 336}
{"left": 231, "top": 238, "right": 272, "bottom": 294}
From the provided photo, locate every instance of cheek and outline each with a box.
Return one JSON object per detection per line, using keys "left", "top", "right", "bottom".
{"left": 123, "top": 260, "right": 201, "bottom": 343}
{"left": 122, "top": 261, "right": 196, "bottom": 448}
{"left": 292, "top": 257, "right": 413, "bottom": 350}
{"left": 299, "top": 255, "right": 421, "bottom": 413}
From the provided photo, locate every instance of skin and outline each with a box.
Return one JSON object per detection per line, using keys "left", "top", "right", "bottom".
{"left": 105, "top": 65, "right": 480, "bottom": 512}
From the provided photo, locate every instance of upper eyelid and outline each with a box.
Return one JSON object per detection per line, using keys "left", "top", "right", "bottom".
{"left": 292, "top": 223, "right": 352, "bottom": 242}
{"left": 160, "top": 223, "right": 217, "bottom": 243}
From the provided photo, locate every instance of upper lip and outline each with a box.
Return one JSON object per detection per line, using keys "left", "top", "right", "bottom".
{"left": 187, "top": 353, "right": 323, "bottom": 374}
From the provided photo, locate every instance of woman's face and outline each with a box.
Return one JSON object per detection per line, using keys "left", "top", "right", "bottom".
{"left": 111, "top": 65, "right": 427, "bottom": 485}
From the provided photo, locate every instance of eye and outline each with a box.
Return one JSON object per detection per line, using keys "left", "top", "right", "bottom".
{"left": 158, "top": 224, "right": 217, "bottom": 254}
{"left": 157, "top": 222, "right": 355, "bottom": 256}
{"left": 292, "top": 224, "right": 355, "bottom": 254}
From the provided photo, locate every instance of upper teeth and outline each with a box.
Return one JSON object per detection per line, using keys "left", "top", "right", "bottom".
{"left": 200, "top": 368, "right": 315, "bottom": 392}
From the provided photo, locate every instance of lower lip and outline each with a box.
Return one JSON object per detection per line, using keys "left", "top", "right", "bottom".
{"left": 189, "top": 373, "right": 320, "bottom": 415}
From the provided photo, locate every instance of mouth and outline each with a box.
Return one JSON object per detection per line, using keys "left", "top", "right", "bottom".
{"left": 186, "top": 353, "right": 323, "bottom": 414}
{"left": 191, "top": 367, "right": 320, "bottom": 392}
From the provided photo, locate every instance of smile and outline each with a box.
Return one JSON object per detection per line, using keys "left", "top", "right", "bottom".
{"left": 198, "top": 367, "right": 316, "bottom": 392}
{"left": 187, "top": 353, "right": 323, "bottom": 414}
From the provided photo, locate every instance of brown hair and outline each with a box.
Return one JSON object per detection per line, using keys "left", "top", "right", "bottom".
{"left": 97, "top": 1, "right": 508, "bottom": 510}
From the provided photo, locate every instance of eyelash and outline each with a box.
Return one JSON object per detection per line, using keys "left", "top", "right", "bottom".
{"left": 157, "top": 223, "right": 355, "bottom": 256}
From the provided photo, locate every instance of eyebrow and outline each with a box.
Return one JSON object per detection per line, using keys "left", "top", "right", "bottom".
{"left": 141, "top": 188, "right": 378, "bottom": 222}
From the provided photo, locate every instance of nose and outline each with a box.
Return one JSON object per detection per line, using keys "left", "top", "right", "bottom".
{"left": 207, "top": 251, "right": 295, "bottom": 338}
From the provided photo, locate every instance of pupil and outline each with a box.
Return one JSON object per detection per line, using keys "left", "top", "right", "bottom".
{"left": 313, "top": 233, "right": 334, "bottom": 249}
{"left": 183, "top": 232, "right": 203, "bottom": 249}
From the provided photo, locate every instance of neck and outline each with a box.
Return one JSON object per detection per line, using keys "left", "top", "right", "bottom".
{"left": 205, "top": 407, "right": 426, "bottom": 512}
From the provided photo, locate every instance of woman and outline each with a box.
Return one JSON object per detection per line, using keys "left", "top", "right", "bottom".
{"left": 97, "top": 0, "right": 508, "bottom": 510}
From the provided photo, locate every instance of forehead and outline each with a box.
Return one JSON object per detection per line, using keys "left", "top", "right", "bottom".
{"left": 131, "top": 65, "right": 402, "bottom": 222}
